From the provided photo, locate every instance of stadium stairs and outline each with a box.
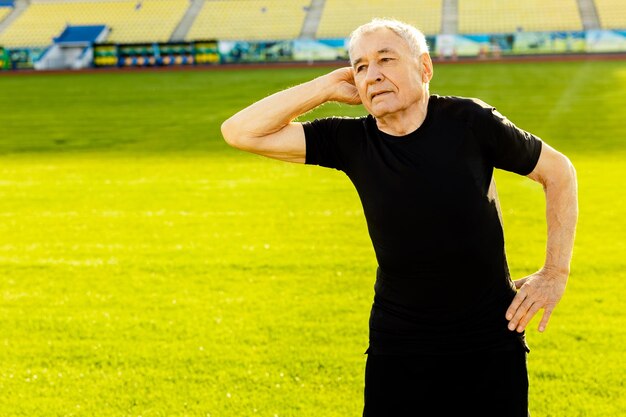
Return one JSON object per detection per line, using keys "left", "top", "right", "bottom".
{"left": 299, "top": 0, "right": 325, "bottom": 39}
{"left": 441, "top": 0, "right": 458, "bottom": 34}
{"left": 0, "top": 0, "right": 28, "bottom": 35}
{"left": 577, "top": 0, "right": 601, "bottom": 30}
{"left": 169, "top": 0, "right": 204, "bottom": 42}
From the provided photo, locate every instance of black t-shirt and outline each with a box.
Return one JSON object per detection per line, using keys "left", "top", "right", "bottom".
{"left": 302, "top": 95, "right": 542, "bottom": 355}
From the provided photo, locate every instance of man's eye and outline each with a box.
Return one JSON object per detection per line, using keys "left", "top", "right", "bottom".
{"left": 381, "top": 58, "right": 393, "bottom": 63}
{"left": 356, "top": 65, "right": 366, "bottom": 72}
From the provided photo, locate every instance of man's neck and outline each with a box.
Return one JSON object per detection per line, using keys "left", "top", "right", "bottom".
{"left": 375, "top": 94, "right": 430, "bottom": 137}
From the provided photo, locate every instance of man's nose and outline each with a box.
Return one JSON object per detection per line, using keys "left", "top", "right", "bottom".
{"left": 365, "top": 64, "right": 383, "bottom": 84}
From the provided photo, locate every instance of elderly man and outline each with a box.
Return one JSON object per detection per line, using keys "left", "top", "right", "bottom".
{"left": 221, "top": 18, "right": 577, "bottom": 417}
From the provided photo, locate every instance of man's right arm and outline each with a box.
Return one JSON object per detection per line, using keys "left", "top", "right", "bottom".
{"left": 220, "top": 67, "right": 361, "bottom": 164}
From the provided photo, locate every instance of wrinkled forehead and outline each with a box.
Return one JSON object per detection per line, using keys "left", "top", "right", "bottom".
{"left": 349, "top": 27, "right": 410, "bottom": 63}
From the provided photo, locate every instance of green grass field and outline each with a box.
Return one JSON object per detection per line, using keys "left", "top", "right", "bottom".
{"left": 0, "top": 60, "right": 625, "bottom": 416}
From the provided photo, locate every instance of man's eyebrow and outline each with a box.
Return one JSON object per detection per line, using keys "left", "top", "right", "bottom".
{"left": 351, "top": 48, "right": 399, "bottom": 67}
{"left": 377, "top": 47, "right": 398, "bottom": 55}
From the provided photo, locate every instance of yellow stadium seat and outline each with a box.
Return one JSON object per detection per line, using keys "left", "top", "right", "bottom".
{"left": 458, "top": 0, "right": 583, "bottom": 34}
{"left": 316, "top": 0, "right": 441, "bottom": 39}
{"left": 595, "top": 0, "right": 626, "bottom": 30}
{"left": 186, "top": 0, "right": 310, "bottom": 41}
{"left": 0, "top": 0, "right": 189, "bottom": 47}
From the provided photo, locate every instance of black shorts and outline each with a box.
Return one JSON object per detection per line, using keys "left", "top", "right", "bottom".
{"left": 363, "top": 346, "right": 529, "bottom": 417}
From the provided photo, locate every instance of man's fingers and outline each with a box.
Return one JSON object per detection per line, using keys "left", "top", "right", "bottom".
{"left": 513, "top": 277, "right": 528, "bottom": 290}
{"left": 507, "top": 293, "right": 533, "bottom": 331}
{"left": 514, "top": 302, "right": 542, "bottom": 333}
{"left": 505, "top": 290, "right": 526, "bottom": 321}
{"left": 506, "top": 272, "right": 566, "bottom": 333}
{"left": 538, "top": 306, "right": 554, "bottom": 332}
{"left": 507, "top": 298, "right": 555, "bottom": 333}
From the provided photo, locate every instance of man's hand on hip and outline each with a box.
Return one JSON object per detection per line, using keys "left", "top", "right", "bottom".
{"left": 505, "top": 267, "right": 568, "bottom": 333}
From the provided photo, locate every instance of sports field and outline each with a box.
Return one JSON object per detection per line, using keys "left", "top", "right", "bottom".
{"left": 0, "top": 60, "right": 624, "bottom": 416}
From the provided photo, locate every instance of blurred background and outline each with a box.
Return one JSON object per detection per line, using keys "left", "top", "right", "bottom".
{"left": 0, "top": 0, "right": 625, "bottom": 70}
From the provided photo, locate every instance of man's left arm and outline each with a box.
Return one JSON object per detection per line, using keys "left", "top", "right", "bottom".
{"left": 505, "top": 142, "right": 578, "bottom": 333}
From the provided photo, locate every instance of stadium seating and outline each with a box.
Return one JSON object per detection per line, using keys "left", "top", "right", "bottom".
{"left": 595, "top": 0, "right": 626, "bottom": 29}
{"left": 458, "top": 0, "right": 583, "bottom": 34}
{"left": 186, "top": 0, "right": 310, "bottom": 41}
{"left": 0, "top": 5, "right": 12, "bottom": 23}
{"left": 0, "top": 0, "right": 189, "bottom": 47}
{"left": 1, "top": 0, "right": 624, "bottom": 50}
{"left": 316, "top": 0, "right": 442, "bottom": 38}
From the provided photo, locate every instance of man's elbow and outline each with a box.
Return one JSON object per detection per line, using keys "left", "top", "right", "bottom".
{"left": 220, "top": 118, "right": 241, "bottom": 148}
{"left": 546, "top": 152, "right": 577, "bottom": 193}
{"left": 221, "top": 119, "right": 262, "bottom": 153}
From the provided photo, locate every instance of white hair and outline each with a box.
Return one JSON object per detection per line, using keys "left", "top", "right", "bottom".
{"left": 348, "top": 18, "right": 429, "bottom": 63}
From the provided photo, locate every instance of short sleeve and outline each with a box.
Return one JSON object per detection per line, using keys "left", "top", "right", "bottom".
{"left": 302, "top": 117, "right": 346, "bottom": 171}
{"left": 472, "top": 102, "right": 543, "bottom": 176}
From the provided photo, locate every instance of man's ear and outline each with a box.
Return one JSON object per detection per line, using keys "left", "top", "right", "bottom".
{"left": 420, "top": 53, "right": 433, "bottom": 83}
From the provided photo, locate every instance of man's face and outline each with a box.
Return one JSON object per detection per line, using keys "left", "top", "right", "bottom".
{"left": 350, "top": 28, "right": 426, "bottom": 118}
